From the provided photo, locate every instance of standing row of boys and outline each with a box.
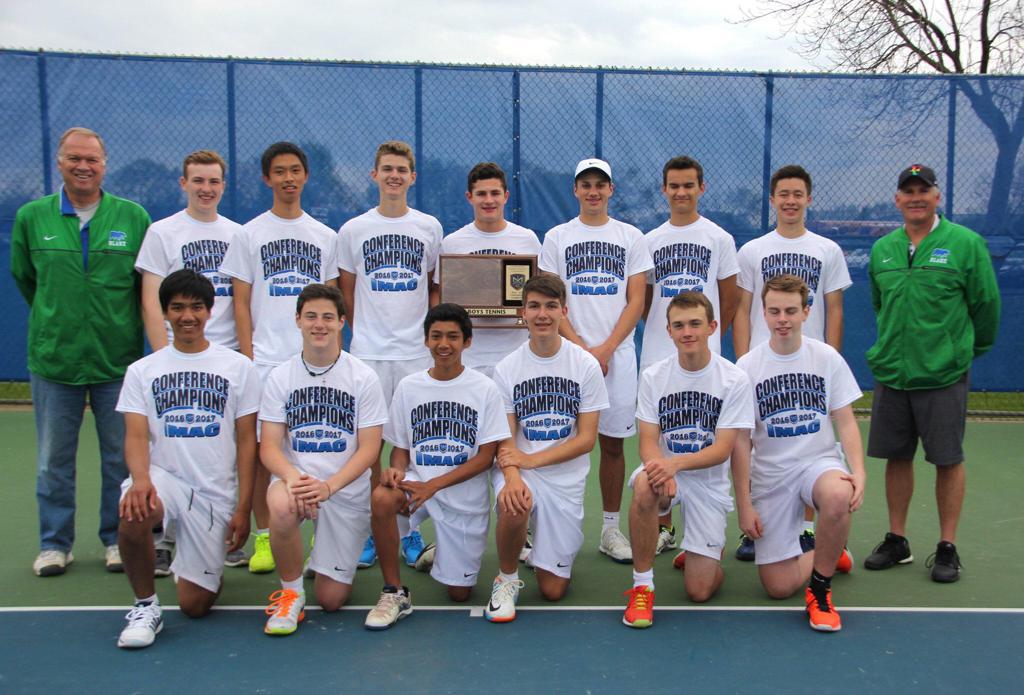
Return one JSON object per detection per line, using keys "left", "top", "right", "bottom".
{"left": 12, "top": 129, "right": 1000, "bottom": 649}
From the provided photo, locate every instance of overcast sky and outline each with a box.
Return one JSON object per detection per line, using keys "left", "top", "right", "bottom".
{"left": 2, "top": 1, "right": 817, "bottom": 72}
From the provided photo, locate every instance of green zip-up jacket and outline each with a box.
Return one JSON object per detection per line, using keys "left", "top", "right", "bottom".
{"left": 867, "top": 215, "right": 1000, "bottom": 391}
{"left": 11, "top": 189, "right": 151, "bottom": 385}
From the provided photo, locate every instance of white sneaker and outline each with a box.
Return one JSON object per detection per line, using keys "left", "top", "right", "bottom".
{"left": 105, "top": 545, "right": 124, "bottom": 573}
{"left": 599, "top": 527, "right": 633, "bottom": 563}
{"left": 656, "top": 526, "right": 677, "bottom": 554}
{"left": 117, "top": 602, "right": 163, "bottom": 648}
{"left": 33, "top": 549, "right": 73, "bottom": 577}
{"left": 414, "top": 543, "right": 436, "bottom": 572}
{"left": 485, "top": 577, "right": 524, "bottom": 623}
{"left": 264, "top": 589, "right": 305, "bottom": 635}
{"left": 364, "top": 588, "right": 413, "bottom": 630}
{"left": 518, "top": 529, "right": 534, "bottom": 566}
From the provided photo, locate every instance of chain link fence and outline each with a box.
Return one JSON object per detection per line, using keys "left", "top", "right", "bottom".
{"left": 1, "top": 50, "right": 1020, "bottom": 409}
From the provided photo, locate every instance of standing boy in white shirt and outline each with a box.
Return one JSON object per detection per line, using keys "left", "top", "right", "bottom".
{"left": 539, "top": 158, "right": 653, "bottom": 564}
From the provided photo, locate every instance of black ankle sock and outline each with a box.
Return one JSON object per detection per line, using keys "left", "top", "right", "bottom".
{"left": 809, "top": 570, "right": 832, "bottom": 604}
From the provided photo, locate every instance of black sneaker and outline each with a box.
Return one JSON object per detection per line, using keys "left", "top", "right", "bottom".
{"left": 735, "top": 534, "right": 755, "bottom": 562}
{"left": 799, "top": 529, "right": 816, "bottom": 553}
{"left": 926, "top": 541, "right": 962, "bottom": 583}
{"left": 154, "top": 548, "right": 172, "bottom": 578}
{"left": 864, "top": 532, "right": 913, "bottom": 570}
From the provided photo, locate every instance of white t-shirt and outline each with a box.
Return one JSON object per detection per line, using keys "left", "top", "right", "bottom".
{"left": 736, "top": 230, "right": 852, "bottom": 347}
{"left": 435, "top": 222, "right": 543, "bottom": 369}
{"left": 642, "top": 216, "right": 739, "bottom": 365}
{"left": 219, "top": 211, "right": 339, "bottom": 367}
{"left": 337, "top": 208, "right": 443, "bottom": 361}
{"left": 116, "top": 344, "right": 261, "bottom": 512}
{"left": 493, "top": 339, "right": 609, "bottom": 497}
{"left": 736, "top": 338, "right": 861, "bottom": 492}
{"left": 135, "top": 210, "right": 242, "bottom": 349}
{"left": 540, "top": 217, "right": 654, "bottom": 349}
{"left": 385, "top": 368, "right": 510, "bottom": 515}
{"left": 259, "top": 352, "right": 388, "bottom": 508}
{"left": 636, "top": 353, "right": 753, "bottom": 503}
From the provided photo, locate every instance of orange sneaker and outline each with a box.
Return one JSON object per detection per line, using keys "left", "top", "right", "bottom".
{"left": 264, "top": 588, "right": 306, "bottom": 635}
{"left": 804, "top": 586, "right": 841, "bottom": 632}
{"left": 623, "top": 585, "right": 654, "bottom": 628}
{"left": 672, "top": 550, "right": 686, "bottom": 570}
{"left": 836, "top": 547, "right": 853, "bottom": 574}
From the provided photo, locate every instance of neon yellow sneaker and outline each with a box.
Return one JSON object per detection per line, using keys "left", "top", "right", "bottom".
{"left": 249, "top": 533, "right": 275, "bottom": 574}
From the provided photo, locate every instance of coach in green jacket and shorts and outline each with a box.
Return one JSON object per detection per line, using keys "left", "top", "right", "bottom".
{"left": 11, "top": 127, "right": 151, "bottom": 577}
{"left": 863, "top": 164, "right": 1000, "bottom": 584}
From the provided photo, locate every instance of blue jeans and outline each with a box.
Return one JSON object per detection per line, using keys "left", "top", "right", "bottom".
{"left": 31, "top": 374, "right": 127, "bottom": 551}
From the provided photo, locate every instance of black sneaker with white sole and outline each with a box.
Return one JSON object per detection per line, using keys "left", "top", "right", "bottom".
{"left": 864, "top": 532, "right": 913, "bottom": 570}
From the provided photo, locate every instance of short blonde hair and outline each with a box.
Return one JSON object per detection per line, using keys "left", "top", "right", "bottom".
{"left": 57, "top": 127, "right": 107, "bottom": 159}
{"left": 374, "top": 140, "right": 415, "bottom": 172}
{"left": 182, "top": 150, "right": 227, "bottom": 178}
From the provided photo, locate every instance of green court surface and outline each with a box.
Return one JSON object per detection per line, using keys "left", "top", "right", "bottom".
{"left": 1, "top": 408, "right": 1021, "bottom": 611}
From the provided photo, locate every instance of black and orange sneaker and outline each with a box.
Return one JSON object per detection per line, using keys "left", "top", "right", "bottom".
{"left": 804, "top": 586, "right": 841, "bottom": 632}
{"left": 623, "top": 586, "right": 654, "bottom": 629}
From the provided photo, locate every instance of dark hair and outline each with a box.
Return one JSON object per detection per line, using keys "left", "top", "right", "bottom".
{"left": 424, "top": 303, "right": 473, "bottom": 340}
{"left": 261, "top": 141, "right": 309, "bottom": 178}
{"left": 159, "top": 269, "right": 214, "bottom": 312}
{"left": 762, "top": 273, "right": 810, "bottom": 307}
{"left": 296, "top": 283, "right": 345, "bottom": 316}
{"left": 662, "top": 156, "right": 704, "bottom": 186}
{"left": 467, "top": 162, "right": 507, "bottom": 192}
{"left": 667, "top": 291, "right": 714, "bottom": 323}
{"left": 522, "top": 274, "right": 566, "bottom": 305}
{"left": 770, "top": 164, "right": 812, "bottom": 196}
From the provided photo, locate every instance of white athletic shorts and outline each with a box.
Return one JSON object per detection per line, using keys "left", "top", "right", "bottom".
{"left": 269, "top": 479, "right": 370, "bottom": 585}
{"left": 362, "top": 356, "right": 432, "bottom": 401}
{"left": 121, "top": 466, "right": 230, "bottom": 593}
{"left": 494, "top": 473, "right": 584, "bottom": 579}
{"left": 628, "top": 466, "right": 732, "bottom": 561}
{"left": 409, "top": 499, "right": 489, "bottom": 588}
{"left": 752, "top": 459, "right": 847, "bottom": 565}
{"left": 599, "top": 345, "right": 638, "bottom": 438}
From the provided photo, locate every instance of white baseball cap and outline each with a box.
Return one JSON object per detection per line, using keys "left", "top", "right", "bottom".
{"left": 574, "top": 158, "right": 612, "bottom": 181}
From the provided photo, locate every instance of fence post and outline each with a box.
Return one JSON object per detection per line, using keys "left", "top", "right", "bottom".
{"left": 414, "top": 66, "right": 423, "bottom": 211}
{"left": 945, "top": 77, "right": 957, "bottom": 219}
{"left": 37, "top": 50, "right": 52, "bottom": 195}
{"left": 760, "top": 73, "right": 775, "bottom": 233}
{"left": 226, "top": 58, "right": 237, "bottom": 221}
{"left": 512, "top": 69, "right": 522, "bottom": 225}
{"left": 595, "top": 70, "right": 605, "bottom": 159}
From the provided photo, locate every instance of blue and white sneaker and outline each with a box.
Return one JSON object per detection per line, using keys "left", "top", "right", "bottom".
{"left": 401, "top": 531, "right": 425, "bottom": 567}
{"left": 117, "top": 602, "right": 163, "bottom": 648}
{"left": 357, "top": 536, "right": 377, "bottom": 569}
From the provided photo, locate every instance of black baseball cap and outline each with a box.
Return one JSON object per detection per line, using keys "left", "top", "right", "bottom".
{"left": 897, "top": 164, "right": 938, "bottom": 189}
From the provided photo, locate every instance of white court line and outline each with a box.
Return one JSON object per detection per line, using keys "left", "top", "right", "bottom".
{"left": 2, "top": 605, "right": 1022, "bottom": 614}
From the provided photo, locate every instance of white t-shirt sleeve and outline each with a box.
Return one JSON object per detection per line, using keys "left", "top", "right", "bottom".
{"left": 717, "top": 371, "right": 754, "bottom": 430}
{"left": 539, "top": 230, "right": 559, "bottom": 274}
{"left": 336, "top": 226, "right": 356, "bottom": 274}
{"left": 237, "top": 361, "right": 262, "bottom": 417}
{"left": 478, "top": 380, "right": 513, "bottom": 444}
{"left": 579, "top": 355, "right": 610, "bottom": 413}
{"left": 135, "top": 227, "right": 169, "bottom": 276}
{"left": 635, "top": 367, "right": 658, "bottom": 424}
{"left": 384, "top": 382, "right": 409, "bottom": 448}
{"left": 115, "top": 363, "right": 147, "bottom": 415}
{"left": 423, "top": 220, "right": 443, "bottom": 274}
{"left": 828, "top": 350, "right": 862, "bottom": 412}
{"left": 323, "top": 233, "right": 340, "bottom": 282}
{"left": 258, "top": 369, "right": 287, "bottom": 423}
{"left": 493, "top": 362, "right": 515, "bottom": 414}
{"left": 626, "top": 230, "right": 655, "bottom": 276}
{"left": 357, "top": 371, "right": 389, "bottom": 429}
{"left": 824, "top": 243, "right": 853, "bottom": 293}
{"left": 219, "top": 231, "right": 253, "bottom": 283}
{"left": 736, "top": 244, "right": 756, "bottom": 293}
{"left": 717, "top": 234, "right": 740, "bottom": 280}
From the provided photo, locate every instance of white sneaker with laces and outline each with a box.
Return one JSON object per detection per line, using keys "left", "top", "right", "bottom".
{"left": 264, "top": 589, "right": 306, "bottom": 635}
{"left": 117, "top": 602, "right": 163, "bottom": 648}
{"left": 599, "top": 527, "right": 633, "bottom": 563}
{"left": 656, "top": 526, "right": 677, "bottom": 554}
{"left": 105, "top": 545, "right": 124, "bottom": 573}
{"left": 364, "top": 588, "right": 413, "bottom": 630}
{"left": 33, "top": 549, "right": 73, "bottom": 577}
{"left": 484, "top": 577, "right": 524, "bottom": 623}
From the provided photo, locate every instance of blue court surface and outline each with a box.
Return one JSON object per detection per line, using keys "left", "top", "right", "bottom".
{"left": 1, "top": 606, "right": 1019, "bottom": 693}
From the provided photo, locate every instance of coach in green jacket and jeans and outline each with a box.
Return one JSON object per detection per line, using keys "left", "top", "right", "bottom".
{"left": 11, "top": 127, "right": 151, "bottom": 577}
{"left": 862, "top": 164, "right": 1000, "bottom": 584}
